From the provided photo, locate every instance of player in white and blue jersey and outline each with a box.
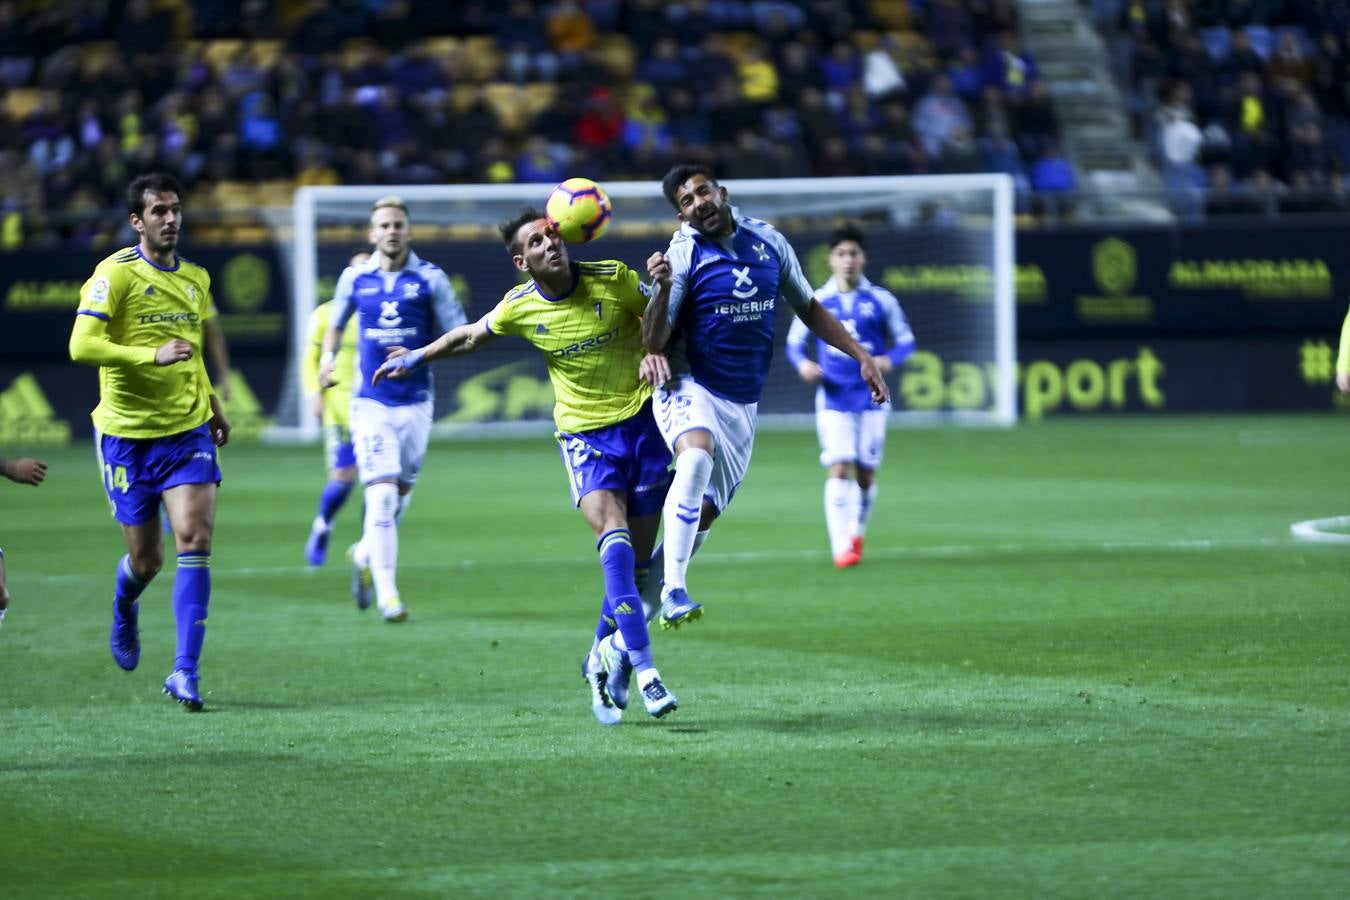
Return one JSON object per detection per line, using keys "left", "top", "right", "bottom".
{"left": 786, "top": 224, "right": 916, "bottom": 568}
{"left": 641, "top": 164, "right": 891, "bottom": 623}
{"left": 318, "top": 196, "right": 466, "bottom": 622}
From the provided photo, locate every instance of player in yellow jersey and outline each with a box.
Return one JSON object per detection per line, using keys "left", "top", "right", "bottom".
{"left": 302, "top": 251, "right": 368, "bottom": 566}
{"left": 68, "top": 173, "right": 230, "bottom": 712}
{"left": 374, "top": 207, "right": 679, "bottom": 723}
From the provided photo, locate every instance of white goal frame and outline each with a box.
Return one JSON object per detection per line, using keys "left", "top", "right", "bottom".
{"left": 287, "top": 174, "right": 1016, "bottom": 440}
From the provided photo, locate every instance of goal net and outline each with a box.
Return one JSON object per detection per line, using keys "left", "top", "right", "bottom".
{"left": 275, "top": 175, "right": 1015, "bottom": 440}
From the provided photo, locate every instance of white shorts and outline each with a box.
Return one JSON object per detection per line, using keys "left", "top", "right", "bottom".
{"left": 654, "top": 375, "right": 756, "bottom": 514}
{"left": 350, "top": 397, "right": 432, "bottom": 486}
{"left": 817, "top": 408, "right": 888, "bottom": 470}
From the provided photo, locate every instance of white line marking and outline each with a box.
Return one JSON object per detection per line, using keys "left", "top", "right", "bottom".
{"left": 1290, "top": 515, "right": 1350, "bottom": 544}
{"left": 22, "top": 536, "right": 1294, "bottom": 584}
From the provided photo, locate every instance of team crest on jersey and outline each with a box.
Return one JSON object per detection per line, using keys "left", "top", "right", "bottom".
{"left": 144, "top": 285, "right": 156, "bottom": 296}
{"left": 859, "top": 301, "right": 874, "bottom": 318}
{"left": 187, "top": 285, "right": 197, "bottom": 300}
{"left": 90, "top": 277, "right": 109, "bottom": 304}
{"left": 752, "top": 242, "right": 769, "bottom": 261}
{"left": 535, "top": 323, "right": 549, "bottom": 334}
{"left": 732, "top": 266, "right": 758, "bottom": 300}
{"left": 595, "top": 302, "right": 602, "bottom": 318}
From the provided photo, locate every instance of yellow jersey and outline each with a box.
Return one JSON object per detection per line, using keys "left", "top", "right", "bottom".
{"left": 487, "top": 260, "right": 651, "bottom": 433}
{"left": 71, "top": 247, "right": 216, "bottom": 439}
{"left": 302, "top": 300, "right": 358, "bottom": 426}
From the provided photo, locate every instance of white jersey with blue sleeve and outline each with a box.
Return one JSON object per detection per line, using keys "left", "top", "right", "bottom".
{"left": 331, "top": 250, "right": 467, "bottom": 407}
{"left": 664, "top": 208, "right": 814, "bottom": 404}
{"left": 786, "top": 275, "right": 915, "bottom": 412}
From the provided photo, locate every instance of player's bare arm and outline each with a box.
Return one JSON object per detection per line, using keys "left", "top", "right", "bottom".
{"left": 642, "top": 251, "right": 674, "bottom": 353}
{"left": 798, "top": 299, "right": 891, "bottom": 405}
{"left": 372, "top": 316, "right": 496, "bottom": 385}
{"left": 796, "top": 359, "right": 824, "bottom": 384}
{"left": 0, "top": 455, "right": 48, "bottom": 486}
{"left": 318, "top": 326, "right": 341, "bottom": 388}
{"left": 207, "top": 394, "right": 231, "bottom": 447}
{"left": 203, "top": 318, "right": 232, "bottom": 402}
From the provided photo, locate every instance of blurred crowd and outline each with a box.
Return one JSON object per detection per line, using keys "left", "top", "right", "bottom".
{"left": 0, "top": 0, "right": 1069, "bottom": 247}
{"left": 1102, "top": 0, "right": 1350, "bottom": 216}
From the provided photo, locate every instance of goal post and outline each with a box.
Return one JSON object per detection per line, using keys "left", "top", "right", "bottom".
{"left": 277, "top": 174, "right": 1016, "bottom": 441}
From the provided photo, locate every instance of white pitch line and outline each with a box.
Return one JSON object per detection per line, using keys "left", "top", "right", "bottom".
{"left": 21, "top": 535, "right": 1294, "bottom": 584}
{"left": 1290, "top": 515, "right": 1350, "bottom": 545}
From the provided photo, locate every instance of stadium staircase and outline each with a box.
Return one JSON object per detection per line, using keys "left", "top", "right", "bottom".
{"left": 1018, "top": 0, "right": 1170, "bottom": 219}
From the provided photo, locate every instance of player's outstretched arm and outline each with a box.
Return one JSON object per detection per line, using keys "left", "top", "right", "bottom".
{"left": 0, "top": 456, "right": 48, "bottom": 486}
{"left": 797, "top": 299, "right": 891, "bottom": 405}
{"left": 372, "top": 315, "right": 496, "bottom": 385}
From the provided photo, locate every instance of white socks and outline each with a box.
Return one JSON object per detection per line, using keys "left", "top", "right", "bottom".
{"left": 857, "top": 482, "right": 878, "bottom": 538}
{"left": 363, "top": 481, "right": 400, "bottom": 605}
{"left": 662, "top": 447, "right": 713, "bottom": 592}
{"left": 825, "top": 477, "right": 861, "bottom": 557}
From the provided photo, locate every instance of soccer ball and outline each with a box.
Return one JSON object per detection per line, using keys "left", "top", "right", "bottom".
{"left": 546, "top": 178, "right": 612, "bottom": 243}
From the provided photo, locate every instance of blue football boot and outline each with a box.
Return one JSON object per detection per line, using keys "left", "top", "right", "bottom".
{"left": 305, "top": 525, "right": 331, "bottom": 567}
{"left": 659, "top": 587, "right": 703, "bottom": 631}
{"left": 109, "top": 600, "right": 140, "bottom": 671}
{"left": 347, "top": 543, "right": 372, "bottom": 610}
{"left": 163, "top": 669, "right": 204, "bottom": 711}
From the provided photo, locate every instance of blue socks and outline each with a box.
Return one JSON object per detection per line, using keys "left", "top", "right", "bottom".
{"left": 114, "top": 553, "right": 151, "bottom": 616}
{"left": 317, "top": 479, "right": 353, "bottom": 525}
{"left": 172, "top": 552, "right": 210, "bottom": 674}
{"left": 598, "top": 529, "right": 653, "bottom": 671}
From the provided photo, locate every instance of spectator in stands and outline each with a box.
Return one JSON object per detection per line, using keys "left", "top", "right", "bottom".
{"left": 926, "top": 0, "right": 976, "bottom": 61}
{"left": 913, "top": 73, "right": 972, "bottom": 159}
{"left": 982, "top": 31, "right": 1040, "bottom": 98}
{"left": 1159, "top": 91, "right": 1206, "bottom": 220}
{"left": 639, "top": 37, "right": 692, "bottom": 93}
{"left": 1268, "top": 30, "right": 1313, "bottom": 86}
{"left": 862, "top": 34, "right": 906, "bottom": 102}
{"left": 1012, "top": 80, "right": 1061, "bottom": 160}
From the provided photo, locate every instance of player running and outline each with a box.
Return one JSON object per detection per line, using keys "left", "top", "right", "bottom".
{"left": 69, "top": 172, "right": 230, "bottom": 711}
{"left": 786, "top": 224, "right": 916, "bottom": 567}
{"left": 318, "top": 198, "right": 466, "bottom": 622}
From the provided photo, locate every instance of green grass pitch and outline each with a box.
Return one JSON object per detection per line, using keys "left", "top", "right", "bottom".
{"left": 1, "top": 416, "right": 1347, "bottom": 898}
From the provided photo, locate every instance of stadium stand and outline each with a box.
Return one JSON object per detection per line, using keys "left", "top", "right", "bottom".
{"left": 0, "top": 0, "right": 1346, "bottom": 247}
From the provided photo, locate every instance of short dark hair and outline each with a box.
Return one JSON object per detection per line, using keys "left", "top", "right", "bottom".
{"left": 830, "top": 223, "right": 866, "bottom": 250}
{"left": 498, "top": 206, "right": 546, "bottom": 256}
{"left": 126, "top": 173, "right": 184, "bottom": 217}
{"left": 661, "top": 163, "right": 717, "bottom": 209}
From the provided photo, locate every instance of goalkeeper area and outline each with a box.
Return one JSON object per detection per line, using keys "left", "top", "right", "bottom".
{"left": 2, "top": 417, "right": 1347, "bottom": 897}
{"left": 277, "top": 174, "right": 1015, "bottom": 439}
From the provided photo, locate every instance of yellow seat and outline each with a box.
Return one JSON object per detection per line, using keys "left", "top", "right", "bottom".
{"left": 460, "top": 36, "right": 501, "bottom": 82}
{"left": 2, "top": 89, "right": 52, "bottom": 121}
{"left": 592, "top": 33, "right": 634, "bottom": 80}
{"left": 203, "top": 39, "right": 244, "bottom": 76}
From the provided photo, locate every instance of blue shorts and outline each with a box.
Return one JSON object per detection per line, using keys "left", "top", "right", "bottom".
{"left": 556, "top": 401, "right": 672, "bottom": 517}
{"left": 96, "top": 424, "right": 223, "bottom": 525}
